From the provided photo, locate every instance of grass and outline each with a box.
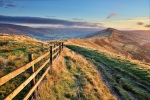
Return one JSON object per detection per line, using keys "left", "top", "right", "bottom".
{"left": 66, "top": 45, "right": 150, "bottom": 100}
{"left": 37, "top": 47, "right": 115, "bottom": 100}
{"left": 0, "top": 36, "right": 50, "bottom": 99}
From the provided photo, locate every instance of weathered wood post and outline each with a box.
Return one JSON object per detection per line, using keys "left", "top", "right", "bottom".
{"left": 62, "top": 42, "right": 63, "bottom": 49}
{"left": 28, "top": 53, "right": 36, "bottom": 99}
{"left": 50, "top": 46, "right": 53, "bottom": 65}
{"left": 59, "top": 42, "right": 61, "bottom": 54}
{"left": 53, "top": 43, "right": 56, "bottom": 54}
{"left": 28, "top": 54, "right": 35, "bottom": 86}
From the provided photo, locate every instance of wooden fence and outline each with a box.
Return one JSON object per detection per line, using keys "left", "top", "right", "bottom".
{"left": 0, "top": 42, "right": 64, "bottom": 100}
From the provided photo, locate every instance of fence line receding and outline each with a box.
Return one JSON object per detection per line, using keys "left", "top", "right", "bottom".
{"left": 0, "top": 42, "right": 64, "bottom": 100}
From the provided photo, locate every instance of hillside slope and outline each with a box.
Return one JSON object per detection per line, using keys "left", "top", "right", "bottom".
{"left": 66, "top": 45, "right": 150, "bottom": 100}
{"left": 85, "top": 28, "right": 113, "bottom": 38}
{"left": 0, "top": 23, "right": 46, "bottom": 40}
{"left": 1, "top": 33, "right": 149, "bottom": 100}
{"left": 0, "top": 23, "right": 99, "bottom": 40}
{"left": 0, "top": 34, "right": 50, "bottom": 99}
{"left": 37, "top": 47, "right": 116, "bottom": 100}
{"left": 67, "top": 28, "right": 150, "bottom": 64}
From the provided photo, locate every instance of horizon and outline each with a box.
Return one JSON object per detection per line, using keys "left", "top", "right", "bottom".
{"left": 0, "top": 0, "right": 150, "bottom": 30}
{"left": 0, "top": 22, "right": 149, "bottom": 31}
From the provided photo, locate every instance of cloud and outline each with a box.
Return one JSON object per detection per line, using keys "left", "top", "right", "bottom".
{"left": 145, "top": 25, "right": 150, "bottom": 28}
{"left": 72, "top": 18, "right": 83, "bottom": 21}
{"left": 45, "top": 15, "right": 56, "bottom": 18}
{"left": 101, "top": 17, "right": 149, "bottom": 23}
{"left": 100, "top": 17, "right": 149, "bottom": 30}
{"left": 107, "top": 13, "right": 117, "bottom": 19}
{"left": 5, "top": 4, "right": 16, "bottom": 8}
{"left": 0, "top": 15, "right": 101, "bottom": 28}
{"left": 0, "top": 0, "right": 16, "bottom": 8}
{"left": 0, "top": 0, "right": 5, "bottom": 7}
{"left": 137, "top": 22, "right": 144, "bottom": 25}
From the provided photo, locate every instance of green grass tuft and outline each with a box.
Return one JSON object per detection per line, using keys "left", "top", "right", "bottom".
{"left": 66, "top": 45, "right": 150, "bottom": 100}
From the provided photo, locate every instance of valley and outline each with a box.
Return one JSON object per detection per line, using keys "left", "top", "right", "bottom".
{"left": 0, "top": 23, "right": 99, "bottom": 40}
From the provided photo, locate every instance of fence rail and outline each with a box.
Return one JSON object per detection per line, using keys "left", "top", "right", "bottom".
{"left": 0, "top": 42, "right": 64, "bottom": 100}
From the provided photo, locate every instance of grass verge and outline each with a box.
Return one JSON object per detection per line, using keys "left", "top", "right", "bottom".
{"left": 66, "top": 45, "right": 150, "bottom": 100}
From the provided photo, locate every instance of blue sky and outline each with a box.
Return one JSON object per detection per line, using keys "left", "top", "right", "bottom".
{"left": 0, "top": 0, "right": 149, "bottom": 30}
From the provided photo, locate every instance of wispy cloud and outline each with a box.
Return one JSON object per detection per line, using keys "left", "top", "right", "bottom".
{"left": 45, "top": 15, "right": 56, "bottom": 18}
{"left": 0, "top": 0, "right": 16, "bottom": 8}
{"left": 5, "top": 4, "right": 16, "bottom": 8}
{"left": 145, "top": 25, "right": 150, "bottom": 28}
{"left": 0, "top": 0, "right": 4, "bottom": 6}
{"left": 101, "top": 17, "right": 149, "bottom": 30}
{"left": 72, "top": 18, "right": 83, "bottom": 21}
{"left": 0, "top": 15, "right": 101, "bottom": 28}
{"left": 107, "top": 13, "right": 117, "bottom": 19}
{"left": 137, "top": 22, "right": 144, "bottom": 25}
{"left": 102, "top": 17, "right": 149, "bottom": 23}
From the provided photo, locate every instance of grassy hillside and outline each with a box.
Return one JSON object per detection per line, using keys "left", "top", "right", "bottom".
{"left": 37, "top": 47, "right": 116, "bottom": 100}
{"left": 1, "top": 33, "right": 149, "bottom": 100}
{"left": 0, "top": 34, "right": 50, "bottom": 99}
{"left": 67, "top": 33, "right": 150, "bottom": 69}
{"left": 66, "top": 45, "right": 150, "bottom": 100}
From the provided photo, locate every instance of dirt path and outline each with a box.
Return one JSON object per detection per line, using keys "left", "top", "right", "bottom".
{"left": 94, "top": 62, "right": 125, "bottom": 100}
{"left": 66, "top": 45, "right": 150, "bottom": 100}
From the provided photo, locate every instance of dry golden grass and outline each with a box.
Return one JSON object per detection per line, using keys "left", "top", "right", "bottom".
{"left": 37, "top": 47, "right": 116, "bottom": 100}
{"left": 0, "top": 34, "right": 66, "bottom": 100}
{"left": 66, "top": 38, "right": 150, "bottom": 71}
{"left": 0, "top": 57, "right": 7, "bottom": 68}
{"left": 0, "top": 34, "right": 49, "bottom": 68}
{"left": 0, "top": 34, "right": 44, "bottom": 44}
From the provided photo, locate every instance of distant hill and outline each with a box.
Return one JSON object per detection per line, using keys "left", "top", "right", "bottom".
{"left": 68, "top": 28, "right": 150, "bottom": 63}
{"left": 0, "top": 34, "right": 44, "bottom": 44}
{"left": 0, "top": 23, "right": 99, "bottom": 40}
{"left": 85, "top": 28, "right": 115, "bottom": 38}
{"left": 0, "top": 23, "right": 46, "bottom": 40}
{"left": 86, "top": 28, "right": 150, "bottom": 45}
{"left": 86, "top": 28, "right": 150, "bottom": 43}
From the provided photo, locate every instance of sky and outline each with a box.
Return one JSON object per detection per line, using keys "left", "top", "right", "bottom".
{"left": 0, "top": 0, "right": 150, "bottom": 30}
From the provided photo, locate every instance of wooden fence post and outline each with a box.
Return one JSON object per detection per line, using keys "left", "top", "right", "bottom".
{"left": 28, "top": 54, "right": 36, "bottom": 99}
{"left": 59, "top": 42, "right": 61, "bottom": 53}
{"left": 50, "top": 46, "right": 53, "bottom": 65}
{"left": 28, "top": 54, "right": 35, "bottom": 86}
{"left": 53, "top": 43, "right": 56, "bottom": 54}
{"left": 56, "top": 41, "right": 58, "bottom": 46}
{"left": 62, "top": 42, "right": 63, "bottom": 49}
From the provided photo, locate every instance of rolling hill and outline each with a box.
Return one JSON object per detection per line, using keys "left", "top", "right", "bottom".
{"left": 67, "top": 28, "right": 150, "bottom": 63}
{"left": 0, "top": 31, "right": 150, "bottom": 100}
{"left": 0, "top": 23, "right": 99, "bottom": 40}
{"left": 1, "top": 23, "right": 149, "bottom": 63}
{"left": 85, "top": 28, "right": 114, "bottom": 38}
